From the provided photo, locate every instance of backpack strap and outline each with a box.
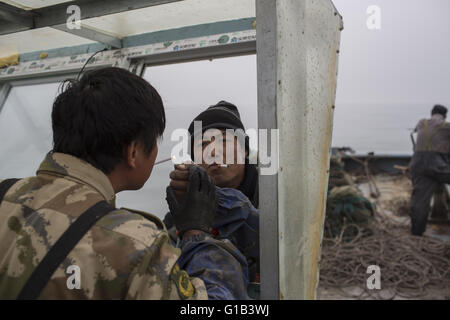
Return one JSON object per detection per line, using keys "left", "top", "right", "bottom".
{"left": 17, "top": 200, "right": 115, "bottom": 300}
{"left": 0, "top": 178, "right": 20, "bottom": 204}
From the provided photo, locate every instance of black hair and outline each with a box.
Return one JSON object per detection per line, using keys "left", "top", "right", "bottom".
{"left": 52, "top": 67, "right": 166, "bottom": 173}
{"left": 431, "top": 104, "right": 447, "bottom": 117}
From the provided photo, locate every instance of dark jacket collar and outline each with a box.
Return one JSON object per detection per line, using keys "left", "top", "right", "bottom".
{"left": 238, "top": 164, "right": 259, "bottom": 208}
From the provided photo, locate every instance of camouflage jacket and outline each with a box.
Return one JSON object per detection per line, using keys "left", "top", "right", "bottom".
{"left": 0, "top": 152, "right": 248, "bottom": 300}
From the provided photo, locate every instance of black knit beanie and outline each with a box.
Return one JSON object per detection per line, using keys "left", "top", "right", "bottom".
{"left": 188, "top": 101, "right": 249, "bottom": 157}
{"left": 188, "top": 101, "right": 245, "bottom": 133}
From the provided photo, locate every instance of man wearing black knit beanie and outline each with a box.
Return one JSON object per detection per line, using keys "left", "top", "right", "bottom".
{"left": 186, "top": 100, "right": 259, "bottom": 208}
{"left": 164, "top": 101, "right": 260, "bottom": 297}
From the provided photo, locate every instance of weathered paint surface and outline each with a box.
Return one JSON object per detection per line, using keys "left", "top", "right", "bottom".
{"left": 0, "top": 28, "right": 256, "bottom": 81}
{"left": 275, "top": 0, "right": 342, "bottom": 299}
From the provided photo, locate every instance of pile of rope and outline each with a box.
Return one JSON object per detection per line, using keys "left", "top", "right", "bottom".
{"left": 320, "top": 152, "right": 449, "bottom": 299}
{"left": 319, "top": 219, "right": 450, "bottom": 299}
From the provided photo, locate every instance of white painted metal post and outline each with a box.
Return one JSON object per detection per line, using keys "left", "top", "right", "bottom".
{"left": 257, "top": 0, "right": 280, "bottom": 300}
{"left": 257, "top": 0, "right": 342, "bottom": 299}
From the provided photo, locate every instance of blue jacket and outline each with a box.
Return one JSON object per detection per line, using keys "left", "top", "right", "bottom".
{"left": 212, "top": 187, "right": 260, "bottom": 279}
{"left": 178, "top": 235, "right": 249, "bottom": 300}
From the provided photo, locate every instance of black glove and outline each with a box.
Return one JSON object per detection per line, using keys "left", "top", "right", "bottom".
{"left": 166, "top": 165, "right": 216, "bottom": 237}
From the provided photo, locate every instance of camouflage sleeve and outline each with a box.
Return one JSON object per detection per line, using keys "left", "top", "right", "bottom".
{"left": 177, "top": 234, "right": 249, "bottom": 300}
{"left": 125, "top": 231, "right": 207, "bottom": 300}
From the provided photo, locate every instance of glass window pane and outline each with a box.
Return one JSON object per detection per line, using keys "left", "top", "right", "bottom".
{"left": 0, "top": 83, "right": 58, "bottom": 179}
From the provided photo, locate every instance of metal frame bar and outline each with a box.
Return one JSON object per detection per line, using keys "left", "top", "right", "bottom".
{"left": 0, "top": 28, "right": 256, "bottom": 82}
{"left": 52, "top": 24, "right": 122, "bottom": 49}
{"left": 0, "top": 1, "right": 124, "bottom": 48}
{"left": 0, "top": 3, "right": 37, "bottom": 32}
{"left": 0, "top": 61, "right": 114, "bottom": 83}
{"left": 8, "top": 72, "right": 86, "bottom": 87}
{"left": 0, "top": 0, "right": 182, "bottom": 49}
{"left": 256, "top": 0, "right": 280, "bottom": 300}
{"left": 0, "top": 0, "right": 182, "bottom": 35}
{"left": 140, "top": 41, "right": 256, "bottom": 67}
{"left": 34, "top": 0, "right": 183, "bottom": 29}
{"left": 12, "top": 18, "right": 254, "bottom": 64}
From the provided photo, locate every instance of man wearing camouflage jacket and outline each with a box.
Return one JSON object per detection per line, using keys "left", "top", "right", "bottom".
{"left": 0, "top": 67, "right": 248, "bottom": 300}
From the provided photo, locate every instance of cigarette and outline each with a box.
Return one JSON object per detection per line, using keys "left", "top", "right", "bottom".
{"left": 154, "top": 155, "right": 176, "bottom": 165}
{"left": 204, "top": 163, "right": 228, "bottom": 168}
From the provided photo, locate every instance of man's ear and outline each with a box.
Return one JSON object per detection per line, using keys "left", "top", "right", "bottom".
{"left": 125, "top": 141, "right": 138, "bottom": 169}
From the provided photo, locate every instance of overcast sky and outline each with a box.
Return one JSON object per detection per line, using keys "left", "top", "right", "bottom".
{"left": 333, "top": 0, "right": 450, "bottom": 105}
{"left": 143, "top": 0, "right": 450, "bottom": 155}
{"left": 330, "top": 0, "right": 450, "bottom": 154}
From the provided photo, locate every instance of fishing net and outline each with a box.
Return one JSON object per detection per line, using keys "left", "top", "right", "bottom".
{"left": 320, "top": 157, "right": 450, "bottom": 299}
{"left": 319, "top": 220, "right": 450, "bottom": 299}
